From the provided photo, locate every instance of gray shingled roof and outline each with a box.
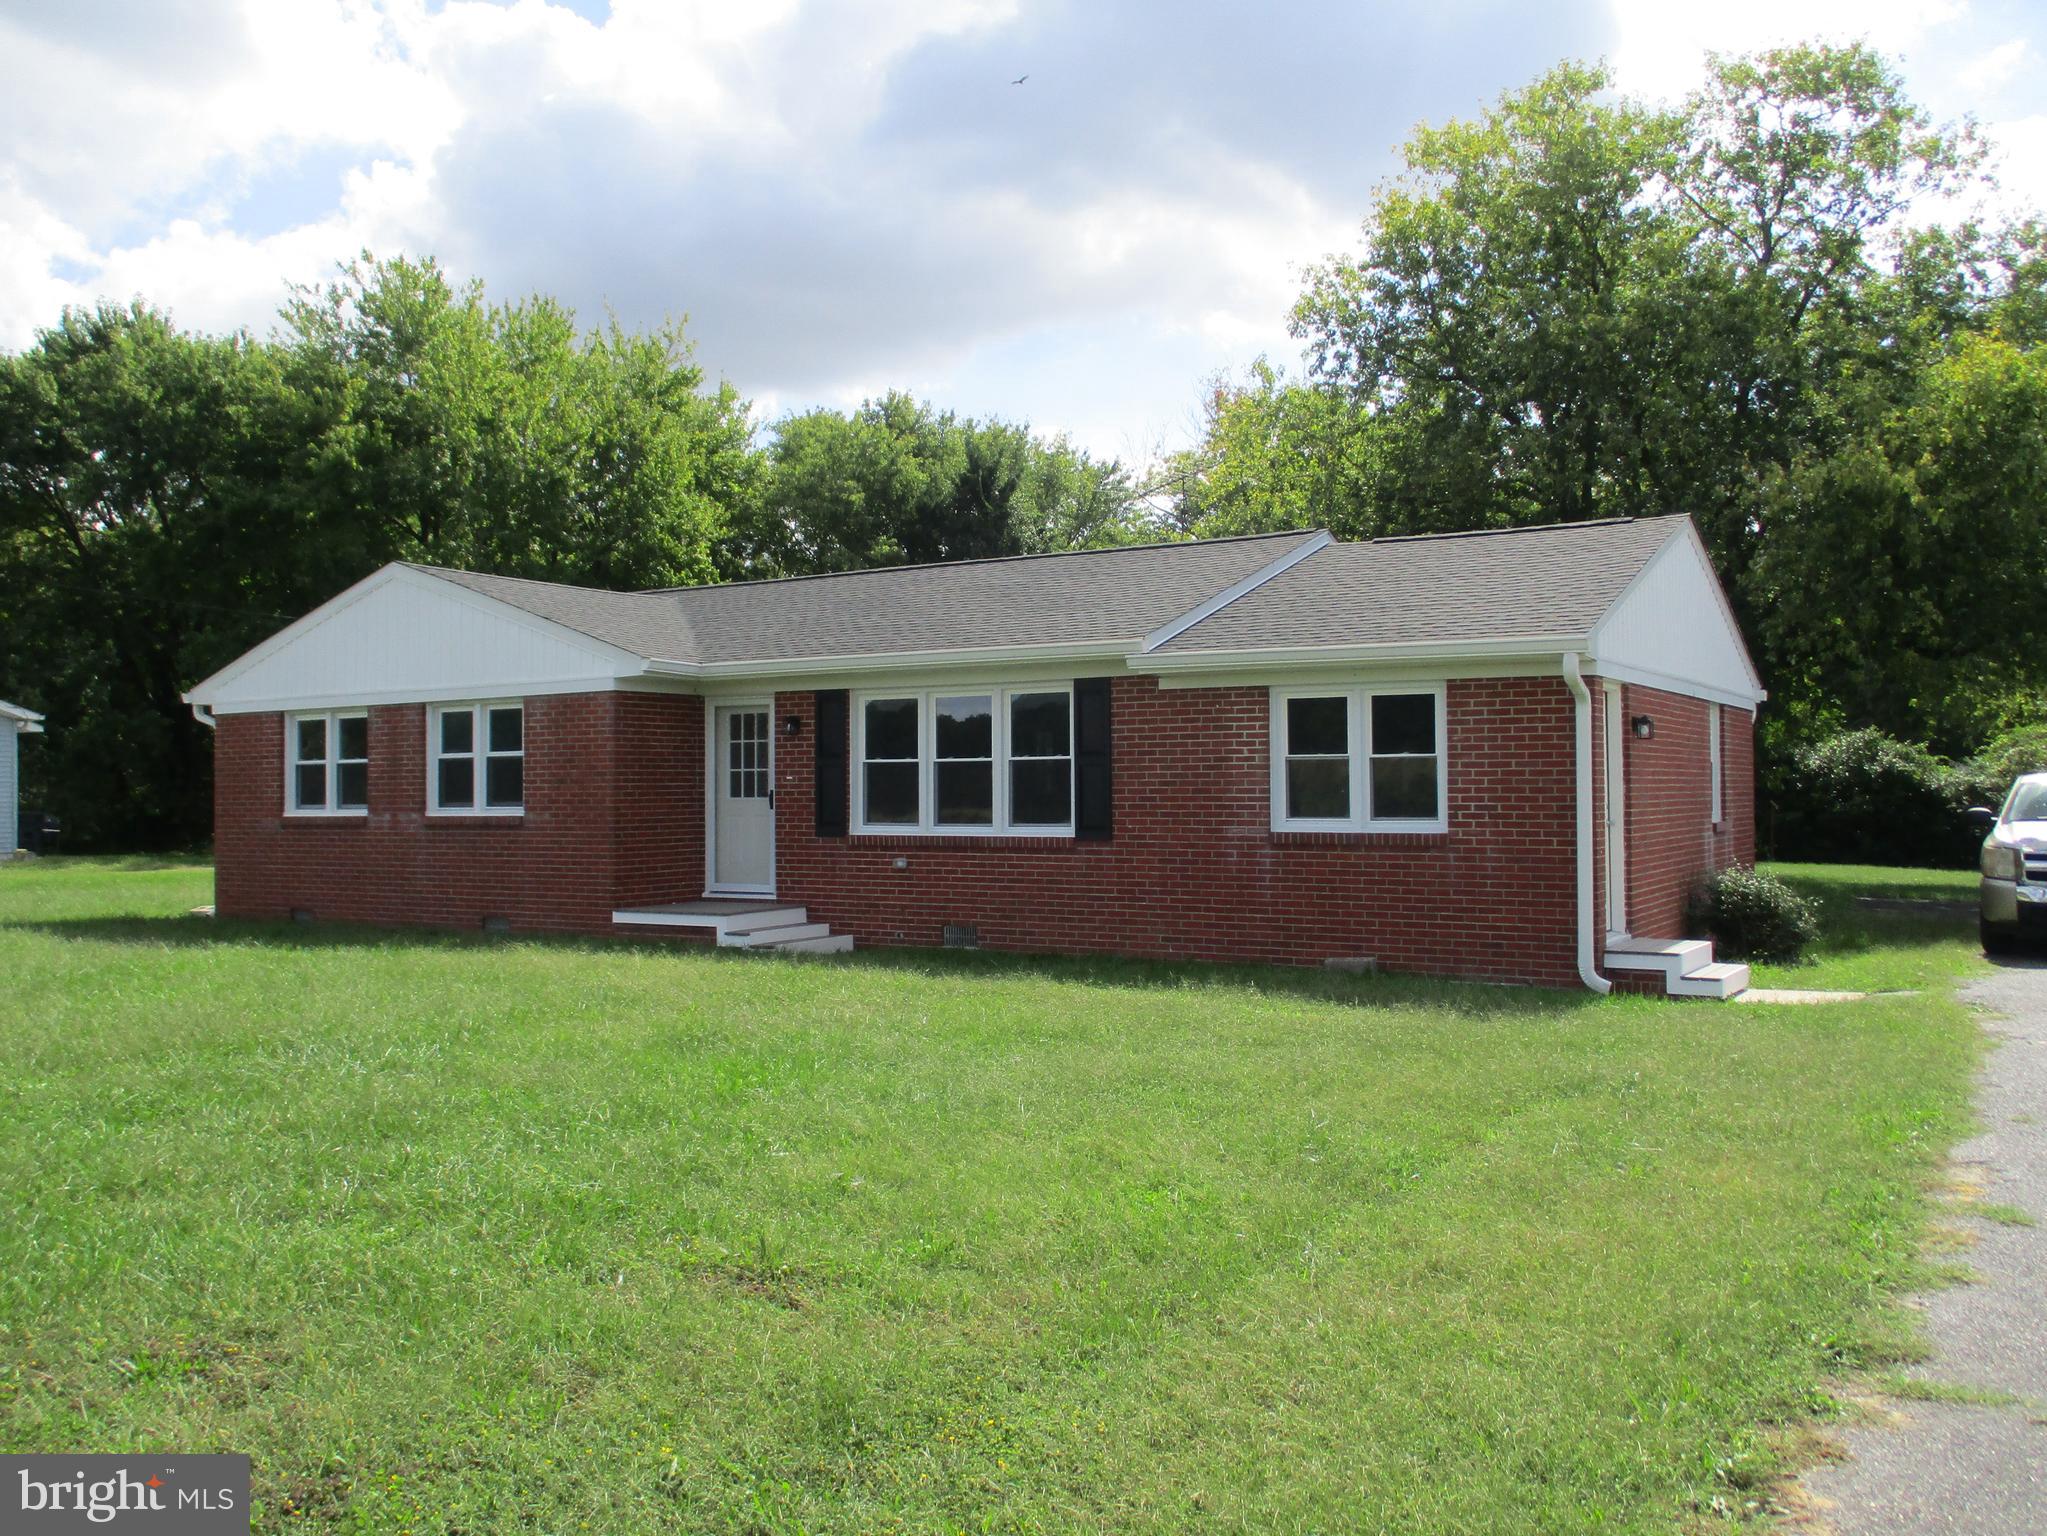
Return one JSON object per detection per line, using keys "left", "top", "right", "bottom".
{"left": 409, "top": 517, "right": 1687, "bottom": 669}
{"left": 1155, "top": 516, "right": 1688, "bottom": 653}
{"left": 414, "top": 531, "right": 1320, "bottom": 665}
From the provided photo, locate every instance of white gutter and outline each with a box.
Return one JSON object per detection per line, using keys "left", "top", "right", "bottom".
{"left": 190, "top": 703, "right": 217, "bottom": 731}
{"left": 1561, "top": 654, "right": 1611, "bottom": 995}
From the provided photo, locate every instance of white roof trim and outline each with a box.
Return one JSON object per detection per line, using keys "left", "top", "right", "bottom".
{"left": 672, "top": 638, "right": 1138, "bottom": 682}
{"left": 1589, "top": 660, "right": 1760, "bottom": 711}
{"left": 1127, "top": 634, "right": 1588, "bottom": 674}
{"left": 0, "top": 699, "right": 43, "bottom": 732}
{"left": 1140, "top": 530, "right": 1334, "bottom": 652}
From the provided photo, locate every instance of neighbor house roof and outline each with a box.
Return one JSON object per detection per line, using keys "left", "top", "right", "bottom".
{"left": 0, "top": 699, "right": 44, "bottom": 733}
{"left": 412, "top": 529, "right": 1327, "bottom": 665}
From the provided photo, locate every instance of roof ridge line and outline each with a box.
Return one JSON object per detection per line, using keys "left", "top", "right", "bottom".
{"left": 632, "top": 529, "right": 1318, "bottom": 595}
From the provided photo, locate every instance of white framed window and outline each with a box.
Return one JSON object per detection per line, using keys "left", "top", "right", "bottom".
{"left": 1269, "top": 685, "right": 1446, "bottom": 833}
{"left": 854, "top": 685, "right": 1075, "bottom": 836}
{"left": 1708, "top": 703, "right": 1724, "bottom": 825}
{"left": 429, "top": 701, "right": 524, "bottom": 815}
{"left": 286, "top": 711, "right": 368, "bottom": 815}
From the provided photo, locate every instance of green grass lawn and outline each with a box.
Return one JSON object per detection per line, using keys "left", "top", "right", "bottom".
{"left": 0, "top": 858, "right": 1990, "bottom": 1534}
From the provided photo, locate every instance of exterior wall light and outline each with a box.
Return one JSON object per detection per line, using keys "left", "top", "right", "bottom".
{"left": 1631, "top": 715, "right": 1655, "bottom": 740}
{"left": 782, "top": 715, "right": 803, "bottom": 736}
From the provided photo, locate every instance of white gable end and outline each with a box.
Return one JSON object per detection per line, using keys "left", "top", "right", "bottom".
{"left": 189, "top": 567, "right": 644, "bottom": 714}
{"left": 1590, "top": 529, "right": 1764, "bottom": 707}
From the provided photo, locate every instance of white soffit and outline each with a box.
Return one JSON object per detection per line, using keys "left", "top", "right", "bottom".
{"left": 186, "top": 566, "right": 645, "bottom": 713}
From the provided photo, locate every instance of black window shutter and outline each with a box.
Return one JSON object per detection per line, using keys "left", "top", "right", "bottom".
{"left": 1074, "top": 676, "right": 1112, "bottom": 841}
{"left": 813, "top": 690, "right": 849, "bottom": 836}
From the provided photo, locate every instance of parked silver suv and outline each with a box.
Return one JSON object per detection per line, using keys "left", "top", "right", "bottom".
{"left": 1975, "top": 771, "right": 2047, "bottom": 955}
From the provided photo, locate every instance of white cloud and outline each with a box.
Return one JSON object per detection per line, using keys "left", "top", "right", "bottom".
{"left": 4, "top": 0, "right": 2040, "bottom": 457}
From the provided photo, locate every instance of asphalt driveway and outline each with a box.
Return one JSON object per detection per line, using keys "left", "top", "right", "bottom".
{"left": 1801, "top": 958, "right": 2047, "bottom": 1533}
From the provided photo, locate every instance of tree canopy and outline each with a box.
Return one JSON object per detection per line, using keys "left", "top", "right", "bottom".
{"left": 1168, "top": 43, "right": 2043, "bottom": 767}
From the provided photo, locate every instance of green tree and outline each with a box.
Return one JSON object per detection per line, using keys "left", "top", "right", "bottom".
{"left": 730, "top": 392, "right": 1147, "bottom": 576}
{"left": 0, "top": 304, "right": 328, "bottom": 847}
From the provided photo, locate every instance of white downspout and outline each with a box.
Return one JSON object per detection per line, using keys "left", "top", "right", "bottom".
{"left": 189, "top": 702, "right": 217, "bottom": 731}
{"left": 1562, "top": 654, "right": 1611, "bottom": 995}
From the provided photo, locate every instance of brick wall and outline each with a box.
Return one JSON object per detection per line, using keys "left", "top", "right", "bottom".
{"left": 772, "top": 674, "right": 1584, "bottom": 986}
{"left": 1604, "top": 682, "right": 1756, "bottom": 942}
{"left": 214, "top": 691, "right": 704, "bottom": 933}
{"left": 212, "top": 674, "right": 1756, "bottom": 988}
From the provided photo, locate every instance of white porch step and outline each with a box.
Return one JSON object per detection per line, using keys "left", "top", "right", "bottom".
{"left": 1603, "top": 937, "right": 1713, "bottom": 973}
{"left": 1604, "top": 934, "right": 1749, "bottom": 1000}
{"left": 723, "top": 921, "right": 831, "bottom": 949}
{"left": 1668, "top": 961, "right": 1751, "bottom": 1000}
{"left": 761, "top": 933, "right": 855, "bottom": 955}
{"left": 718, "top": 907, "right": 812, "bottom": 939}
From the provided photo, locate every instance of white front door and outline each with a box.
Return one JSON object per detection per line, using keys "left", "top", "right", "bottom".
{"left": 712, "top": 705, "right": 774, "bottom": 892}
{"left": 1603, "top": 682, "right": 1627, "bottom": 937}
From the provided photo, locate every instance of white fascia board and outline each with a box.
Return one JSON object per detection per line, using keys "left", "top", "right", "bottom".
{"left": 185, "top": 564, "right": 652, "bottom": 709}
{"left": 201, "top": 675, "right": 629, "bottom": 716}
{"left": 1140, "top": 530, "right": 1335, "bottom": 652}
{"left": 683, "top": 638, "right": 1137, "bottom": 682}
{"left": 1587, "top": 660, "right": 1763, "bottom": 711}
{"left": 1129, "top": 634, "right": 1588, "bottom": 675}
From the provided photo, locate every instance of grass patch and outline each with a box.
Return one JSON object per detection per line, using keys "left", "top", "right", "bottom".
{"left": 1752, "top": 861, "right": 1983, "bottom": 993}
{"left": 1863, "top": 1374, "right": 2025, "bottom": 1409}
{"left": 0, "top": 857, "right": 1986, "bottom": 1533}
{"left": 1965, "top": 1202, "right": 2036, "bottom": 1228}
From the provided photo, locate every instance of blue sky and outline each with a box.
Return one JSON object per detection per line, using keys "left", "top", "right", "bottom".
{"left": 1, "top": 0, "right": 2042, "bottom": 463}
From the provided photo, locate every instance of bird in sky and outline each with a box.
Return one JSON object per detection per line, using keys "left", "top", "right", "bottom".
{"left": 1011, "top": 73, "right": 1028, "bottom": 85}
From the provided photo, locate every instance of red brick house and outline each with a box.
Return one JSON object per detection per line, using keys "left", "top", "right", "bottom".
{"left": 187, "top": 517, "right": 1763, "bottom": 995}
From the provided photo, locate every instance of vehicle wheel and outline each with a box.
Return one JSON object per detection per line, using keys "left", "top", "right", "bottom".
{"left": 1982, "top": 916, "right": 2020, "bottom": 957}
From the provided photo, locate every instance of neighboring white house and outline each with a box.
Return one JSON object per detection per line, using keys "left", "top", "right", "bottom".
{"left": 0, "top": 700, "right": 45, "bottom": 855}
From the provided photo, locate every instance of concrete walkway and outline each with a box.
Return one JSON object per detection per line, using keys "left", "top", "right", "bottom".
{"left": 1800, "top": 958, "right": 2047, "bottom": 1534}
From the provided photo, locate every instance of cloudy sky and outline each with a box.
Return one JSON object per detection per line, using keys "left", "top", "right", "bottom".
{"left": 2, "top": 0, "right": 2043, "bottom": 462}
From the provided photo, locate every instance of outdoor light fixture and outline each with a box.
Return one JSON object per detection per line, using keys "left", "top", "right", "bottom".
{"left": 1631, "top": 715, "right": 1655, "bottom": 740}
{"left": 782, "top": 715, "right": 803, "bottom": 736}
